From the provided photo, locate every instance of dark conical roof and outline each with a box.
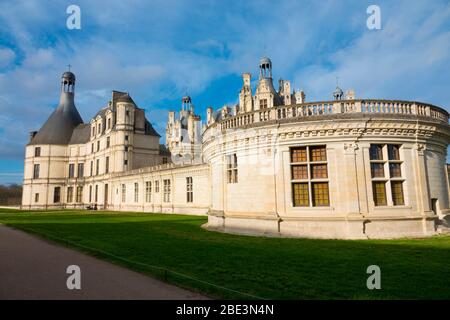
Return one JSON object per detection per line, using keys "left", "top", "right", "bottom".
{"left": 62, "top": 71, "right": 76, "bottom": 81}
{"left": 29, "top": 92, "right": 83, "bottom": 145}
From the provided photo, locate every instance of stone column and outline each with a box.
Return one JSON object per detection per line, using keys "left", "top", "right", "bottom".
{"left": 414, "top": 143, "right": 431, "bottom": 214}
{"left": 343, "top": 142, "right": 368, "bottom": 238}
{"left": 343, "top": 142, "right": 361, "bottom": 214}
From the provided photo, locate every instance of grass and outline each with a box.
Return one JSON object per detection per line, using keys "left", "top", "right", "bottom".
{"left": 0, "top": 209, "right": 449, "bottom": 299}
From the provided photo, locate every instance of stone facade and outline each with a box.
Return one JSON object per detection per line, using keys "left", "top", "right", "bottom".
{"left": 22, "top": 59, "right": 450, "bottom": 239}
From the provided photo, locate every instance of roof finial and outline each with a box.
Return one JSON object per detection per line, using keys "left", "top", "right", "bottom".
{"left": 333, "top": 76, "right": 344, "bottom": 100}
{"left": 68, "top": 64, "right": 71, "bottom": 72}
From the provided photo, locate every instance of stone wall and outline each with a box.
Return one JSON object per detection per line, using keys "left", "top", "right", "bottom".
{"left": 203, "top": 112, "right": 450, "bottom": 239}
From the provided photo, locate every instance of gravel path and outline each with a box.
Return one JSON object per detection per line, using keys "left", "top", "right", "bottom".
{"left": 0, "top": 224, "right": 207, "bottom": 300}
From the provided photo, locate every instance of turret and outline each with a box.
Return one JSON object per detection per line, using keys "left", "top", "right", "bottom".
{"left": 239, "top": 73, "right": 253, "bottom": 113}
{"left": 255, "top": 57, "right": 277, "bottom": 109}
{"left": 259, "top": 57, "right": 272, "bottom": 79}
{"left": 333, "top": 86, "right": 344, "bottom": 100}
{"left": 346, "top": 89, "right": 355, "bottom": 100}
{"left": 182, "top": 96, "right": 194, "bottom": 113}
{"left": 294, "top": 89, "right": 306, "bottom": 104}
{"left": 166, "top": 96, "right": 203, "bottom": 165}
{"left": 279, "top": 79, "right": 292, "bottom": 105}
{"left": 206, "top": 107, "right": 213, "bottom": 125}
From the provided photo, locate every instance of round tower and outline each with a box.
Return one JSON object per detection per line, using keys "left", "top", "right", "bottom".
{"left": 23, "top": 68, "right": 83, "bottom": 209}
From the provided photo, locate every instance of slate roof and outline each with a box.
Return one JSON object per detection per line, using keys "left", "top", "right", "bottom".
{"left": 28, "top": 92, "right": 83, "bottom": 145}
{"left": 93, "top": 106, "right": 109, "bottom": 119}
{"left": 145, "top": 120, "right": 161, "bottom": 137}
{"left": 69, "top": 123, "right": 91, "bottom": 144}
{"left": 29, "top": 87, "right": 160, "bottom": 145}
{"left": 116, "top": 93, "right": 135, "bottom": 104}
{"left": 159, "top": 144, "right": 171, "bottom": 157}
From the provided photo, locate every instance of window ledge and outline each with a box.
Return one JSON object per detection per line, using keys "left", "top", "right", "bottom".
{"left": 291, "top": 206, "right": 335, "bottom": 210}
{"left": 373, "top": 205, "right": 412, "bottom": 210}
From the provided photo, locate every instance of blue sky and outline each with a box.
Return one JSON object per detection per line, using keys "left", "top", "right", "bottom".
{"left": 0, "top": 0, "right": 449, "bottom": 184}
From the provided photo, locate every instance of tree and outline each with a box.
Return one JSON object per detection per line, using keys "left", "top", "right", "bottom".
{"left": 0, "top": 184, "right": 22, "bottom": 205}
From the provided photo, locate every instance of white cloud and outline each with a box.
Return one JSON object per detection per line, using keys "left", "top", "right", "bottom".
{"left": 294, "top": 1, "right": 450, "bottom": 107}
{"left": 0, "top": 48, "right": 16, "bottom": 68}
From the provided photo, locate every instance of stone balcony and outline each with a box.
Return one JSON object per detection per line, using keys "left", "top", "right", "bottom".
{"left": 212, "top": 100, "right": 449, "bottom": 131}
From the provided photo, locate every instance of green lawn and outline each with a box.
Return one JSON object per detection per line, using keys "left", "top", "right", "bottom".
{"left": 1, "top": 209, "right": 449, "bottom": 299}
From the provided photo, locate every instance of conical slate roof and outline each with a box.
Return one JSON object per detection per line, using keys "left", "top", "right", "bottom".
{"left": 29, "top": 92, "right": 83, "bottom": 145}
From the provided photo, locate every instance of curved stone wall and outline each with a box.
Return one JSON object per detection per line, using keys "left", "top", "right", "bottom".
{"left": 203, "top": 99, "right": 450, "bottom": 239}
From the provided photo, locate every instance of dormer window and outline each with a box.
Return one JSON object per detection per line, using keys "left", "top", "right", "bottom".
{"left": 98, "top": 123, "right": 101, "bottom": 134}
{"left": 260, "top": 99, "right": 268, "bottom": 109}
{"left": 107, "top": 118, "right": 111, "bottom": 130}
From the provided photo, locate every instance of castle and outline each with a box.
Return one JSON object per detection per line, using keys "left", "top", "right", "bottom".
{"left": 22, "top": 58, "right": 450, "bottom": 239}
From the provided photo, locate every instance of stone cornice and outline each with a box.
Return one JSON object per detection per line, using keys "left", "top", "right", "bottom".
{"left": 202, "top": 117, "right": 450, "bottom": 159}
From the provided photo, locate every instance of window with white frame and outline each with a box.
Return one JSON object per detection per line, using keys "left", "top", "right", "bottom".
{"left": 105, "top": 157, "right": 109, "bottom": 174}
{"left": 290, "top": 146, "right": 329, "bottom": 207}
{"left": 370, "top": 144, "right": 405, "bottom": 206}
{"left": 260, "top": 98, "right": 268, "bottom": 109}
{"left": 67, "top": 186, "right": 74, "bottom": 203}
{"left": 76, "top": 186, "right": 83, "bottom": 203}
{"left": 78, "top": 163, "right": 84, "bottom": 178}
{"left": 145, "top": 181, "right": 152, "bottom": 203}
{"left": 121, "top": 184, "right": 126, "bottom": 202}
{"left": 134, "top": 183, "right": 139, "bottom": 203}
{"left": 163, "top": 179, "right": 171, "bottom": 202}
{"left": 186, "top": 177, "right": 193, "bottom": 203}
{"left": 33, "top": 164, "right": 40, "bottom": 179}
{"left": 54, "top": 187, "right": 61, "bottom": 203}
{"left": 226, "top": 154, "right": 238, "bottom": 183}
{"left": 68, "top": 163, "right": 75, "bottom": 178}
